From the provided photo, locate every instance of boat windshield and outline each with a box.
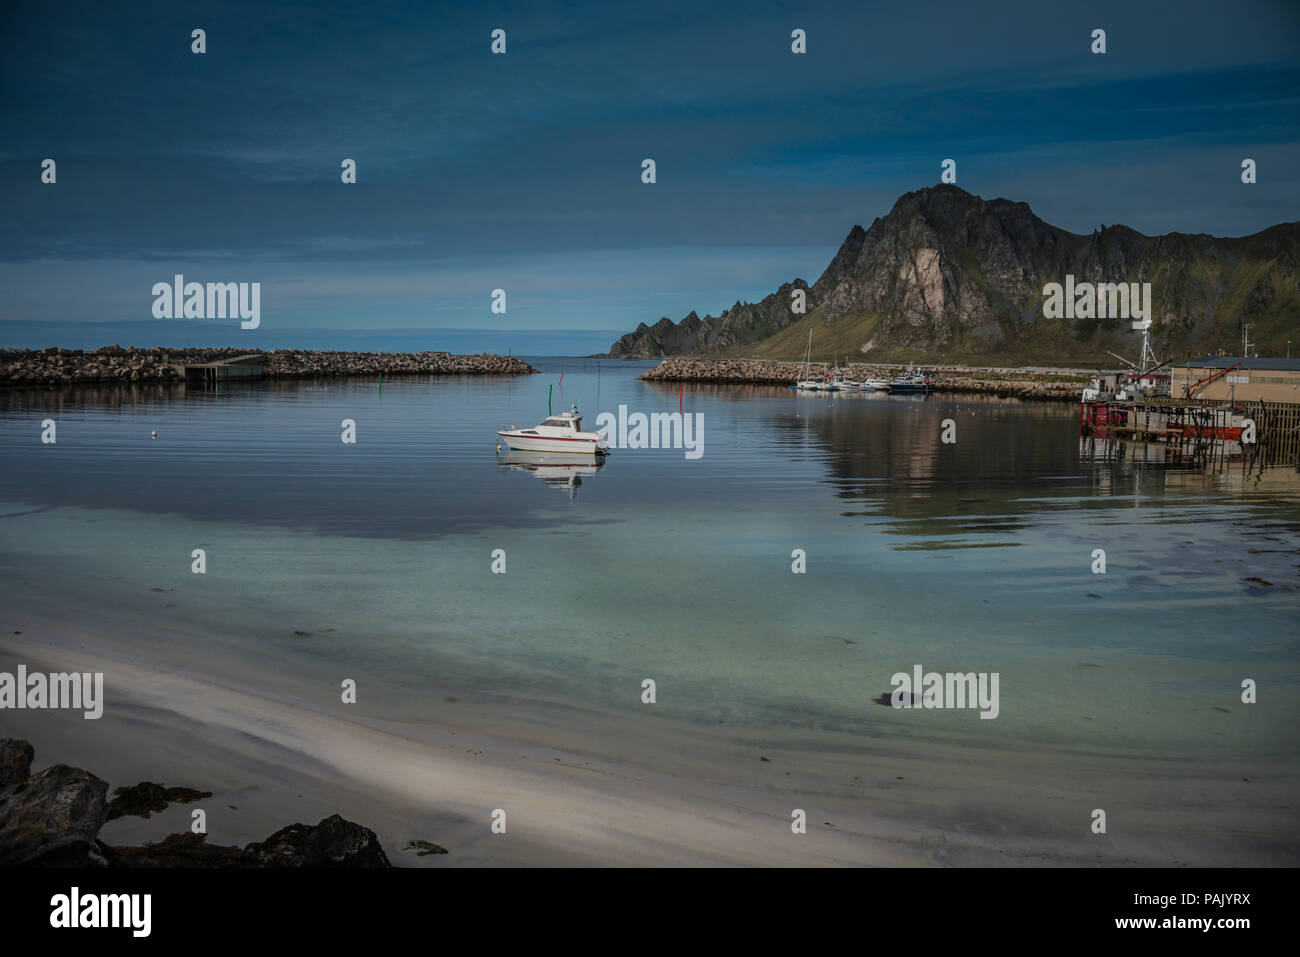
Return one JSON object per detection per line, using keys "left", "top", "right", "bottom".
{"left": 543, "top": 418, "right": 572, "bottom": 429}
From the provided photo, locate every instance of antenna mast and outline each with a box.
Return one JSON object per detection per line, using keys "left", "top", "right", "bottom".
{"left": 1131, "top": 313, "right": 1157, "bottom": 373}
{"left": 1138, "top": 323, "right": 1157, "bottom": 373}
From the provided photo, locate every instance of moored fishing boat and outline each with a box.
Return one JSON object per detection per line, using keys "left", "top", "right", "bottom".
{"left": 888, "top": 365, "right": 935, "bottom": 394}
{"left": 497, "top": 404, "right": 609, "bottom": 455}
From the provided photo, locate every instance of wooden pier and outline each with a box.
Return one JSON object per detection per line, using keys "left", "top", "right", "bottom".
{"left": 1240, "top": 399, "right": 1300, "bottom": 470}
{"left": 1081, "top": 397, "right": 1300, "bottom": 471}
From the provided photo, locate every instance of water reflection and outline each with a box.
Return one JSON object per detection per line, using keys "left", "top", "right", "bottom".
{"left": 640, "top": 381, "right": 933, "bottom": 404}
{"left": 768, "top": 393, "right": 1300, "bottom": 548}
{"left": 497, "top": 450, "right": 606, "bottom": 501}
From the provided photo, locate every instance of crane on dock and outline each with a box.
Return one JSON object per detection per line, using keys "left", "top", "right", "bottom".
{"left": 1181, "top": 361, "right": 1242, "bottom": 399}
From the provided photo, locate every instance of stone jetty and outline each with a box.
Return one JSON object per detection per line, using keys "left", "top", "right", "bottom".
{"left": 638, "top": 357, "right": 1085, "bottom": 401}
{"left": 0, "top": 345, "right": 537, "bottom": 388}
{"left": 262, "top": 349, "right": 535, "bottom": 379}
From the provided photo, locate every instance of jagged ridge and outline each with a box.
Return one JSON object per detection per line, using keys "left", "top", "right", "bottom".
{"left": 608, "top": 185, "right": 1300, "bottom": 363}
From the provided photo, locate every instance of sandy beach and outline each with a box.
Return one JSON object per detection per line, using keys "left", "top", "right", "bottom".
{"left": 3, "top": 615, "right": 1294, "bottom": 868}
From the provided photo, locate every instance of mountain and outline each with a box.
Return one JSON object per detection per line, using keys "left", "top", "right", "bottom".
{"left": 607, "top": 186, "right": 1300, "bottom": 364}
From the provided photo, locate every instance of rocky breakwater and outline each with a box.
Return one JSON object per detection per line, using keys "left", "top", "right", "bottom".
{"left": 1, "top": 345, "right": 537, "bottom": 388}
{"left": 0, "top": 738, "right": 391, "bottom": 867}
{"left": 640, "top": 358, "right": 1085, "bottom": 401}
{"left": 930, "top": 371, "right": 1081, "bottom": 401}
{"left": 1, "top": 345, "right": 184, "bottom": 387}
{"left": 641, "top": 358, "right": 811, "bottom": 385}
{"left": 262, "top": 349, "right": 536, "bottom": 378}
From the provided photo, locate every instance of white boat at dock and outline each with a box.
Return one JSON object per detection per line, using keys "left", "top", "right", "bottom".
{"left": 827, "top": 361, "right": 857, "bottom": 390}
{"left": 498, "top": 404, "right": 609, "bottom": 455}
{"left": 793, "top": 330, "right": 832, "bottom": 390}
{"left": 1081, "top": 321, "right": 1172, "bottom": 403}
{"left": 888, "top": 373, "right": 934, "bottom": 393}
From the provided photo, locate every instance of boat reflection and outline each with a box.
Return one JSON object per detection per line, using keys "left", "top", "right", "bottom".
{"left": 790, "top": 387, "right": 929, "bottom": 402}
{"left": 497, "top": 450, "right": 606, "bottom": 501}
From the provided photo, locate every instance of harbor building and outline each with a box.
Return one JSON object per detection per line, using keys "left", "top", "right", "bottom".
{"left": 1171, "top": 356, "right": 1300, "bottom": 403}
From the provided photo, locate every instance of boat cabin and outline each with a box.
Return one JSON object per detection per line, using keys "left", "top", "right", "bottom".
{"left": 536, "top": 406, "right": 584, "bottom": 431}
{"left": 541, "top": 414, "right": 581, "bottom": 431}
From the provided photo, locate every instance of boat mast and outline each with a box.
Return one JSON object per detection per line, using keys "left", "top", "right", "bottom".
{"left": 1137, "top": 323, "right": 1157, "bottom": 374}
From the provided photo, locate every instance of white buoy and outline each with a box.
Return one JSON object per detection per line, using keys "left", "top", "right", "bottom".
{"left": 496, "top": 443, "right": 502, "bottom": 453}
{"left": 151, "top": 431, "right": 157, "bottom": 439}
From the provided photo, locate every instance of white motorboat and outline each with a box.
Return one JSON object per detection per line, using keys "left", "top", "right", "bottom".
{"left": 859, "top": 378, "right": 891, "bottom": 391}
{"left": 498, "top": 404, "right": 609, "bottom": 455}
{"left": 827, "top": 362, "right": 857, "bottom": 390}
{"left": 796, "top": 378, "right": 832, "bottom": 391}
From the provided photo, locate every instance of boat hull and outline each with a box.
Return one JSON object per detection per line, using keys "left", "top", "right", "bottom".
{"left": 498, "top": 431, "right": 606, "bottom": 454}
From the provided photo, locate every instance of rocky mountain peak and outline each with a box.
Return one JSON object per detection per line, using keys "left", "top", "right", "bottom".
{"left": 608, "top": 187, "right": 1299, "bottom": 362}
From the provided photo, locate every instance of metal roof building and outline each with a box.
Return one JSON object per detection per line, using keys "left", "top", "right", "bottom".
{"left": 1172, "top": 356, "right": 1300, "bottom": 402}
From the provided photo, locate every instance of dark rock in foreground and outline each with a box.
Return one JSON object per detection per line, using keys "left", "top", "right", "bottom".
{"left": 103, "top": 815, "right": 391, "bottom": 868}
{"left": 403, "top": 839, "right": 449, "bottom": 856}
{"left": 106, "top": 781, "right": 214, "bottom": 820}
{"left": 100, "top": 832, "right": 253, "bottom": 868}
{"left": 0, "top": 760, "right": 109, "bottom": 867}
{"left": 0, "top": 739, "right": 34, "bottom": 787}
{"left": 245, "top": 814, "right": 391, "bottom": 868}
{"left": 0, "top": 739, "right": 395, "bottom": 868}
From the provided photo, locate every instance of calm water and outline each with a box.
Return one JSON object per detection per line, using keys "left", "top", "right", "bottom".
{"left": 2, "top": 358, "right": 1298, "bottom": 759}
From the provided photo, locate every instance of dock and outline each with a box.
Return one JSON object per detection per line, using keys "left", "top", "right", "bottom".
{"left": 165, "top": 353, "right": 264, "bottom": 385}
{"left": 1081, "top": 397, "right": 1300, "bottom": 470}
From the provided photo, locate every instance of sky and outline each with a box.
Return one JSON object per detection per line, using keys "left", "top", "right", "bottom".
{"left": 2, "top": 0, "right": 1298, "bottom": 353}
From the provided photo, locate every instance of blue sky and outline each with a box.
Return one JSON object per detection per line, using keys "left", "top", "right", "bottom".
{"left": 2, "top": 0, "right": 1297, "bottom": 352}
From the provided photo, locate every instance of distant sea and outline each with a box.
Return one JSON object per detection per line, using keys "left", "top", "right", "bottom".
{"left": 0, "top": 320, "right": 621, "bottom": 357}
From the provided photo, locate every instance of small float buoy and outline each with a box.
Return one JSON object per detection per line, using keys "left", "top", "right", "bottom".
{"left": 496, "top": 443, "right": 502, "bottom": 453}
{"left": 151, "top": 431, "right": 157, "bottom": 439}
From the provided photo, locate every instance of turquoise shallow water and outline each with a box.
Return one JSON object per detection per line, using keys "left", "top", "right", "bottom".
{"left": 1, "top": 358, "right": 1297, "bottom": 760}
